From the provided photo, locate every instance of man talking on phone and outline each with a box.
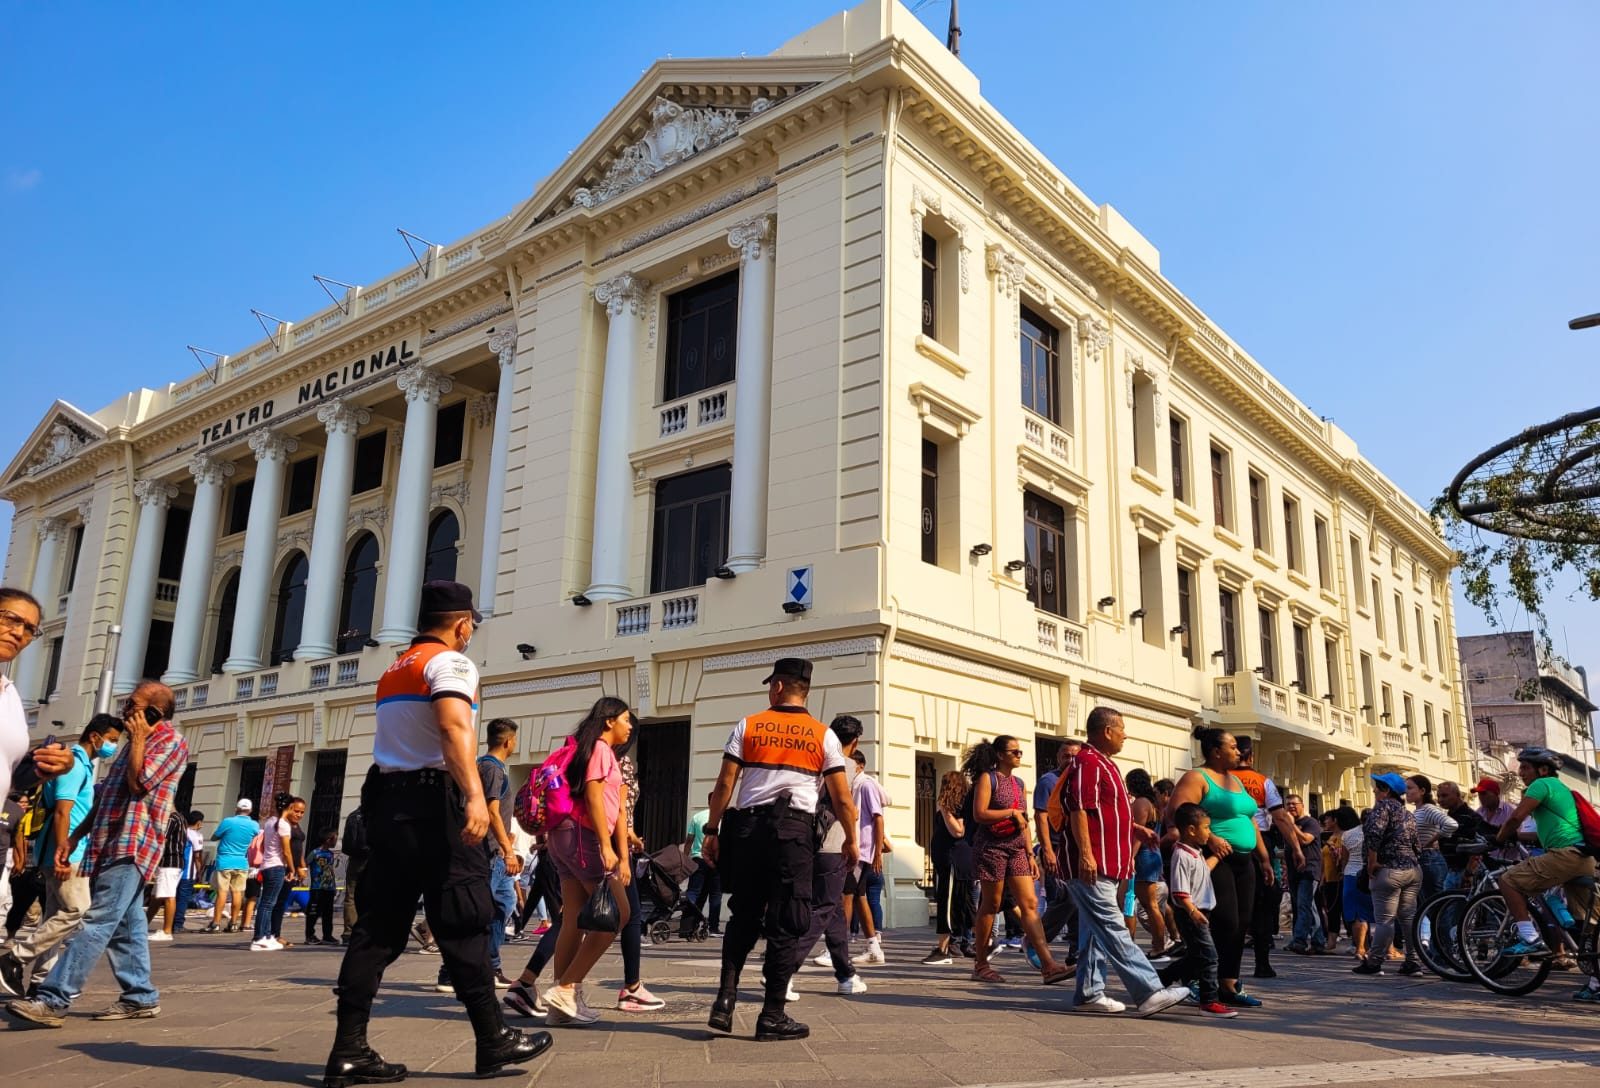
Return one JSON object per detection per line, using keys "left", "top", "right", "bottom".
{"left": 6, "top": 681, "right": 189, "bottom": 1028}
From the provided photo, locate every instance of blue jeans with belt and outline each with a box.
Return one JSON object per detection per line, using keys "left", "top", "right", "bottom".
{"left": 1289, "top": 873, "right": 1326, "bottom": 949}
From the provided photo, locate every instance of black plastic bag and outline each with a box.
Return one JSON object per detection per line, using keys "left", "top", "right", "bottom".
{"left": 578, "top": 878, "right": 621, "bottom": 932}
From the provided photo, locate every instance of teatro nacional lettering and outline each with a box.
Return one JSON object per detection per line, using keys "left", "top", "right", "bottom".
{"left": 197, "top": 339, "right": 416, "bottom": 446}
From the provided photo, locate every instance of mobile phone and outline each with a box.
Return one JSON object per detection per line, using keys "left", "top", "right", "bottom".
{"left": 143, "top": 705, "right": 162, "bottom": 726}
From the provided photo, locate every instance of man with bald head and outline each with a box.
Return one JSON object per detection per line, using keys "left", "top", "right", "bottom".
{"left": 7, "top": 680, "right": 189, "bottom": 1028}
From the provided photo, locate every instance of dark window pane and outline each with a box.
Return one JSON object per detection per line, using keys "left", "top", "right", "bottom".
{"left": 664, "top": 271, "right": 740, "bottom": 401}
{"left": 1258, "top": 607, "right": 1276, "bottom": 682}
{"left": 142, "top": 619, "right": 173, "bottom": 680}
{"left": 1170, "top": 415, "right": 1187, "bottom": 503}
{"left": 921, "top": 439, "right": 938, "bottom": 565}
{"left": 424, "top": 511, "right": 460, "bottom": 583}
{"left": 227, "top": 480, "right": 254, "bottom": 535}
{"left": 43, "top": 637, "right": 63, "bottom": 701}
{"left": 62, "top": 526, "right": 85, "bottom": 594}
{"left": 650, "top": 465, "right": 732, "bottom": 593}
{"left": 1020, "top": 306, "right": 1061, "bottom": 423}
{"left": 1023, "top": 490, "right": 1068, "bottom": 619}
{"left": 1176, "top": 567, "right": 1194, "bottom": 665}
{"left": 921, "top": 234, "right": 938, "bottom": 338}
{"left": 1219, "top": 589, "right": 1239, "bottom": 673}
{"left": 337, "top": 533, "right": 380, "bottom": 654}
{"left": 156, "top": 505, "right": 190, "bottom": 582}
{"left": 210, "top": 570, "right": 240, "bottom": 675}
{"left": 352, "top": 431, "right": 387, "bottom": 493}
{"left": 433, "top": 402, "right": 465, "bottom": 468}
{"left": 285, "top": 456, "right": 318, "bottom": 516}
{"left": 269, "top": 553, "right": 310, "bottom": 666}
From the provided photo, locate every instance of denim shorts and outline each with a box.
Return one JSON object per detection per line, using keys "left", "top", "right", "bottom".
{"left": 547, "top": 821, "right": 608, "bottom": 883}
{"left": 1134, "top": 848, "right": 1163, "bottom": 884}
{"left": 1341, "top": 874, "right": 1375, "bottom": 923}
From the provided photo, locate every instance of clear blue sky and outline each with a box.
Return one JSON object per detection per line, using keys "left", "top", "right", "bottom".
{"left": 3, "top": 2, "right": 1597, "bottom": 667}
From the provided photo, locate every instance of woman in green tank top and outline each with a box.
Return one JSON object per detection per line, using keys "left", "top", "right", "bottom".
{"left": 1164, "top": 727, "right": 1270, "bottom": 1007}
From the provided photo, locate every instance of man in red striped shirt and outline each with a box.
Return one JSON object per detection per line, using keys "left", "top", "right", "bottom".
{"left": 1061, "top": 707, "right": 1189, "bottom": 1018}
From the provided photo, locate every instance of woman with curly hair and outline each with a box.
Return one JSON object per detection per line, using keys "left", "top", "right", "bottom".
{"left": 1125, "top": 769, "right": 1170, "bottom": 958}
{"left": 921, "top": 771, "right": 973, "bottom": 965}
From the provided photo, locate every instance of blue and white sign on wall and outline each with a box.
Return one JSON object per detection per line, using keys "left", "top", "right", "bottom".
{"left": 786, "top": 566, "right": 813, "bottom": 609}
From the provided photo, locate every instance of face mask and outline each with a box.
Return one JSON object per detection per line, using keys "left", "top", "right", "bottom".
{"left": 97, "top": 741, "right": 118, "bottom": 760}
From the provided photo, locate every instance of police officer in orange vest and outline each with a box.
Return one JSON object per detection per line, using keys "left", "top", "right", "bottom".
{"left": 703, "top": 657, "right": 856, "bottom": 1041}
{"left": 324, "top": 582, "right": 549, "bottom": 1086}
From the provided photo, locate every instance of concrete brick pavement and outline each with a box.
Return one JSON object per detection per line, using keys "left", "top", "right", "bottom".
{"left": 1, "top": 929, "right": 1597, "bottom": 1087}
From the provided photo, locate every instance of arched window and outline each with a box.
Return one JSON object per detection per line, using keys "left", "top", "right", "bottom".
{"left": 269, "top": 551, "right": 310, "bottom": 666}
{"left": 337, "top": 533, "right": 380, "bottom": 654}
{"left": 423, "top": 510, "right": 460, "bottom": 583}
{"left": 208, "top": 569, "right": 240, "bottom": 676}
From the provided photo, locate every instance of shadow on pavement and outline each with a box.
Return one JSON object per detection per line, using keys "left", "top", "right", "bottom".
{"left": 62, "top": 1042, "right": 491, "bottom": 1085}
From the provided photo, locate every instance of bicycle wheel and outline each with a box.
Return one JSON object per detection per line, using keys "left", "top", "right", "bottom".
{"left": 1459, "top": 890, "right": 1553, "bottom": 996}
{"left": 1414, "top": 892, "right": 1471, "bottom": 983}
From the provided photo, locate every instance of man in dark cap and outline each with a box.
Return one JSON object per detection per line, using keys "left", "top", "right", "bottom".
{"left": 703, "top": 657, "right": 855, "bottom": 1041}
{"left": 322, "top": 582, "right": 549, "bottom": 1086}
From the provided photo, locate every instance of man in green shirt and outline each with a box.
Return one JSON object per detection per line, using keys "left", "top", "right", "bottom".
{"left": 1492, "top": 747, "right": 1594, "bottom": 956}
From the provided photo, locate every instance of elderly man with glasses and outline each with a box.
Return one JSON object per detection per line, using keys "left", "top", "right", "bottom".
{"left": 0, "top": 589, "right": 75, "bottom": 807}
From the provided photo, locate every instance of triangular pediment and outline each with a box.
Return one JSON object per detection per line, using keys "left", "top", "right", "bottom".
{"left": 1, "top": 400, "right": 107, "bottom": 492}
{"left": 504, "top": 57, "right": 846, "bottom": 236}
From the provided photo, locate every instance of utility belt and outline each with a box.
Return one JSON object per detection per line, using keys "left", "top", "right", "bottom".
{"left": 366, "top": 766, "right": 450, "bottom": 792}
{"left": 732, "top": 796, "right": 814, "bottom": 828}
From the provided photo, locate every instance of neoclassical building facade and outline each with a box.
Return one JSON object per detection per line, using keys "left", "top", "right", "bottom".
{"left": 1, "top": 1, "right": 1470, "bottom": 924}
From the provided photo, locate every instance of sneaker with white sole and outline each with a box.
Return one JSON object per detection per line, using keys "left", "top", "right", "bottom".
{"left": 852, "top": 945, "right": 886, "bottom": 967}
{"left": 147, "top": 931, "right": 173, "bottom": 943}
{"left": 1134, "top": 985, "right": 1191, "bottom": 1019}
{"left": 249, "top": 937, "right": 281, "bottom": 952}
{"left": 92, "top": 999, "right": 161, "bottom": 1021}
{"left": 813, "top": 951, "right": 834, "bottom": 968}
{"left": 920, "top": 946, "right": 954, "bottom": 966}
{"left": 504, "top": 982, "right": 545, "bottom": 1018}
{"left": 837, "top": 974, "right": 868, "bottom": 995}
{"left": 617, "top": 984, "right": 666, "bottom": 1011}
{"left": 541, "top": 985, "right": 598, "bottom": 1026}
{"left": 574, "top": 987, "right": 602, "bottom": 1024}
{"left": 1072, "top": 994, "right": 1125, "bottom": 1014}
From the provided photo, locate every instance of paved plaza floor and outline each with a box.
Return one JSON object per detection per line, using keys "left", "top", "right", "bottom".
{"left": 2, "top": 926, "right": 1597, "bottom": 1087}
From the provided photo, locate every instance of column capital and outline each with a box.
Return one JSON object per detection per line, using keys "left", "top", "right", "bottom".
{"left": 397, "top": 364, "right": 453, "bottom": 406}
{"left": 487, "top": 326, "right": 517, "bottom": 365}
{"left": 985, "top": 242, "right": 1025, "bottom": 298}
{"left": 187, "top": 452, "right": 236, "bottom": 487}
{"left": 247, "top": 428, "right": 299, "bottom": 464}
{"left": 594, "top": 272, "right": 650, "bottom": 319}
{"left": 132, "top": 479, "right": 180, "bottom": 510}
{"left": 727, "top": 214, "right": 775, "bottom": 263}
{"left": 35, "top": 515, "right": 69, "bottom": 542}
{"left": 316, "top": 398, "right": 372, "bottom": 437}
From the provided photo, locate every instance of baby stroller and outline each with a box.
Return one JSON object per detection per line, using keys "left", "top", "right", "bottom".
{"left": 639, "top": 843, "right": 708, "bottom": 944}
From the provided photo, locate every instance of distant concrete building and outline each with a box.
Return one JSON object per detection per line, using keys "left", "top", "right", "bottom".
{"left": 1461, "top": 631, "right": 1598, "bottom": 800}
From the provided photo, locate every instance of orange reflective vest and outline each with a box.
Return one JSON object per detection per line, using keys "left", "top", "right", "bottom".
{"left": 737, "top": 709, "right": 831, "bottom": 775}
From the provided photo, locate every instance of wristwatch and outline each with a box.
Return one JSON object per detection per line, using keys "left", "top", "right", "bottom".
{"left": 704, "top": 826, "right": 719, "bottom": 836}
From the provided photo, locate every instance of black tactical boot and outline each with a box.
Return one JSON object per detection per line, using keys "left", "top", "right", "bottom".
{"left": 324, "top": 1010, "right": 407, "bottom": 1088}
{"left": 467, "top": 997, "right": 551, "bottom": 1077}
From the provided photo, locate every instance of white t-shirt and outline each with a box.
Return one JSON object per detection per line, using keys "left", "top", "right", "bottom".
{"left": 0, "top": 674, "right": 28, "bottom": 808}
{"left": 373, "top": 643, "right": 480, "bottom": 771}
{"left": 723, "top": 712, "right": 848, "bottom": 812}
{"left": 262, "top": 816, "right": 290, "bottom": 868}
{"left": 1341, "top": 827, "right": 1365, "bottom": 877}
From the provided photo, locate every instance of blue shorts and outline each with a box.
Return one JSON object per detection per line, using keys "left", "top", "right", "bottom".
{"left": 1341, "top": 874, "right": 1375, "bottom": 924}
{"left": 1134, "top": 848, "right": 1163, "bottom": 884}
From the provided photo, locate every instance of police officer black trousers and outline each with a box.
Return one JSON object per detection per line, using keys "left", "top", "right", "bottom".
{"left": 715, "top": 802, "right": 815, "bottom": 1032}
{"left": 793, "top": 851, "right": 852, "bottom": 979}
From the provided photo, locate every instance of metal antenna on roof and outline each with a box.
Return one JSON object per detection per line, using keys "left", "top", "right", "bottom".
{"left": 251, "top": 309, "right": 287, "bottom": 351}
{"left": 947, "top": 0, "right": 961, "bottom": 56}
{"left": 313, "top": 275, "right": 359, "bottom": 315}
{"left": 186, "top": 345, "right": 225, "bottom": 384}
{"left": 397, "top": 228, "right": 439, "bottom": 277}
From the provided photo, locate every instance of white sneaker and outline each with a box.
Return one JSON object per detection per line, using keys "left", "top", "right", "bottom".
{"left": 1072, "top": 994, "right": 1126, "bottom": 1014}
{"left": 837, "top": 974, "right": 868, "bottom": 995}
{"left": 762, "top": 975, "right": 801, "bottom": 1002}
{"left": 1134, "top": 985, "right": 1191, "bottom": 1019}
{"left": 147, "top": 931, "right": 173, "bottom": 943}
{"left": 852, "top": 944, "right": 886, "bottom": 967}
{"left": 249, "top": 938, "right": 279, "bottom": 952}
{"left": 813, "top": 952, "right": 834, "bottom": 968}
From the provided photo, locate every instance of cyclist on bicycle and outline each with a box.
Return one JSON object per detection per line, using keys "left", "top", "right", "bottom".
{"left": 1490, "top": 747, "right": 1596, "bottom": 956}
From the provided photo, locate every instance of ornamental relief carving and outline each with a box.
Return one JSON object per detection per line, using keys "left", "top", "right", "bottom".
{"left": 27, "top": 421, "right": 96, "bottom": 475}
{"left": 595, "top": 272, "right": 651, "bottom": 319}
{"left": 430, "top": 480, "right": 470, "bottom": 510}
{"left": 572, "top": 98, "right": 743, "bottom": 209}
{"left": 133, "top": 479, "right": 179, "bottom": 509}
{"left": 910, "top": 185, "right": 970, "bottom": 294}
{"left": 1078, "top": 315, "right": 1110, "bottom": 364}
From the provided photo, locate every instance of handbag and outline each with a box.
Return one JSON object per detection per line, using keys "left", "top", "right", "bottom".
{"left": 577, "top": 877, "right": 621, "bottom": 932}
{"left": 986, "top": 773, "right": 1023, "bottom": 839}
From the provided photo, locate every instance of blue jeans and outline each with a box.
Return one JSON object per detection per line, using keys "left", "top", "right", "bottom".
{"left": 487, "top": 855, "right": 517, "bottom": 970}
{"left": 254, "top": 866, "right": 287, "bottom": 941}
{"left": 1419, "top": 849, "right": 1448, "bottom": 902}
{"left": 685, "top": 857, "right": 723, "bottom": 931}
{"left": 863, "top": 867, "right": 885, "bottom": 931}
{"left": 1069, "top": 877, "right": 1163, "bottom": 1006}
{"left": 1290, "top": 874, "right": 1326, "bottom": 949}
{"left": 175, "top": 876, "right": 195, "bottom": 929}
{"left": 37, "top": 861, "right": 157, "bottom": 1010}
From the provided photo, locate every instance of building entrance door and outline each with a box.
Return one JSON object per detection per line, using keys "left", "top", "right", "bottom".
{"left": 309, "top": 750, "right": 348, "bottom": 843}
{"left": 633, "top": 719, "right": 690, "bottom": 855}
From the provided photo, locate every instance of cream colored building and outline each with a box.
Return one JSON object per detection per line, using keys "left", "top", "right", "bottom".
{"left": 1, "top": 1, "right": 1469, "bottom": 924}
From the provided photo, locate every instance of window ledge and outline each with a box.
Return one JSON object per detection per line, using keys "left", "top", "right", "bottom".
{"left": 915, "top": 333, "right": 968, "bottom": 377}
{"left": 1355, "top": 604, "right": 1371, "bottom": 620}
{"left": 1252, "top": 548, "right": 1279, "bottom": 571}
{"left": 1131, "top": 465, "right": 1163, "bottom": 495}
{"left": 1378, "top": 648, "right": 1394, "bottom": 662}
{"left": 1286, "top": 569, "right": 1312, "bottom": 590}
{"left": 1213, "top": 524, "right": 1243, "bottom": 551}
{"left": 1173, "top": 500, "right": 1202, "bottom": 527}
{"left": 1319, "top": 587, "right": 1340, "bottom": 606}
{"left": 1400, "top": 659, "right": 1415, "bottom": 672}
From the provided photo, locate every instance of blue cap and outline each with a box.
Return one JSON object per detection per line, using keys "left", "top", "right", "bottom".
{"left": 1371, "top": 772, "right": 1408, "bottom": 795}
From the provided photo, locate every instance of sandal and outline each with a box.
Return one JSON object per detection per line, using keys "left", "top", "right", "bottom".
{"left": 971, "top": 963, "right": 1007, "bottom": 983}
{"left": 1040, "top": 964, "right": 1075, "bottom": 986}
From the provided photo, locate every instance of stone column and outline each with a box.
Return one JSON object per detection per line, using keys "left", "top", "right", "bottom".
{"left": 477, "top": 328, "right": 517, "bottom": 615}
{"left": 222, "top": 430, "right": 299, "bottom": 673}
{"left": 296, "top": 400, "right": 372, "bottom": 660}
{"left": 586, "top": 272, "right": 649, "bottom": 602}
{"left": 376, "top": 365, "right": 453, "bottom": 645}
{"left": 112, "top": 479, "right": 180, "bottom": 694}
{"left": 11, "top": 517, "right": 68, "bottom": 704}
{"left": 724, "top": 215, "right": 776, "bottom": 573}
{"left": 162, "top": 454, "right": 234, "bottom": 684}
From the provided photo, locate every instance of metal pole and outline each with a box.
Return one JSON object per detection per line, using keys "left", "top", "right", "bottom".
{"left": 946, "top": 0, "right": 960, "bottom": 56}
{"left": 95, "top": 624, "right": 121, "bottom": 715}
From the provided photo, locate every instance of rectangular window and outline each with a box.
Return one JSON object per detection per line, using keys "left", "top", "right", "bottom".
{"left": 1248, "top": 472, "right": 1266, "bottom": 550}
{"left": 1350, "top": 536, "right": 1366, "bottom": 606}
{"left": 1324, "top": 637, "right": 1342, "bottom": 705}
{"left": 1433, "top": 618, "right": 1445, "bottom": 669}
{"left": 664, "top": 270, "right": 739, "bottom": 400}
{"left": 1137, "top": 538, "right": 1164, "bottom": 647}
{"left": 156, "top": 506, "right": 190, "bottom": 582}
{"left": 284, "top": 456, "right": 318, "bottom": 516}
{"left": 1132, "top": 374, "right": 1156, "bottom": 473}
{"left": 1424, "top": 702, "right": 1437, "bottom": 749}
{"left": 1020, "top": 306, "right": 1064, "bottom": 425}
{"left": 1393, "top": 591, "right": 1407, "bottom": 653}
{"left": 1170, "top": 413, "right": 1190, "bottom": 503}
{"left": 1441, "top": 712, "right": 1452, "bottom": 756}
{"left": 920, "top": 232, "right": 939, "bottom": 340}
{"left": 1210, "top": 445, "right": 1231, "bottom": 528}
{"left": 42, "top": 636, "right": 63, "bottom": 702}
{"left": 227, "top": 479, "right": 254, "bottom": 536}
{"left": 921, "top": 439, "right": 939, "bottom": 566}
{"left": 1282, "top": 495, "right": 1302, "bottom": 572}
{"left": 1293, "top": 622, "right": 1311, "bottom": 693}
{"left": 1415, "top": 606, "right": 1428, "bottom": 667}
{"left": 1024, "top": 491, "right": 1074, "bottom": 619}
{"left": 1257, "top": 606, "right": 1277, "bottom": 682}
{"left": 649, "top": 464, "right": 731, "bottom": 593}
{"left": 1403, "top": 693, "right": 1416, "bottom": 741}
{"left": 1218, "top": 587, "right": 1239, "bottom": 674}
{"left": 1314, "top": 515, "right": 1331, "bottom": 590}
{"left": 1381, "top": 683, "right": 1394, "bottom": 730}
{"left": 1372, "top": 578, "right": 1385, "bottom": 640}
{"left": 352, "top": 430, "right": 387, "bottom": 493}
{"left": 1360, "top": 653, "right": 1376, "bottom": 724}
{"left": 1176, "top": 566, "right": 1196, "bottom": 666}
{"left": 432, "top": 401, "right": 466, "bottom": 468}
{"left": 61, "top": 524, "right": 85, "bottom": 595}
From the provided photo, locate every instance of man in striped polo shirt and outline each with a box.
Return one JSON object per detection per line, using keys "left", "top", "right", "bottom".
{"left": 1061, "top": 706, "right": 1189, "bottom": 1018}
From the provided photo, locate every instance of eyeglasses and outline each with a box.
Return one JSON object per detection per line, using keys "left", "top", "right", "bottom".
{"left": 0, "top": 609, "right": 43, "bottom": 640}
{"left": 1003, "top": 748, "right": 1024, "bottom": 757}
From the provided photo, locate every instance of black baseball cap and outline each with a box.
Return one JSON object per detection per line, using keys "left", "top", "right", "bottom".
{"left": 419, "top": 580, "right": 483, "bottom": 623}
{"left": 762, "top": 657, "right": 813, "bottom": 685}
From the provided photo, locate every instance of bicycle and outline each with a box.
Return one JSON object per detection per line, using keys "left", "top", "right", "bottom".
{"left": 1456, "top": 851, "right": 1598, "bottom": 996}
{"left": 1411, "top": 841, "right": 1498, "bottom": 984}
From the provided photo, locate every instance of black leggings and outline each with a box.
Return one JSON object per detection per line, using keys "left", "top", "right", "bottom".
{"left": 1210, "top": 851, "right": 1257, "bottom": 981}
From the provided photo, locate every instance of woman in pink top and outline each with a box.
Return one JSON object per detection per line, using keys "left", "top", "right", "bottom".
{"left": 542, "top": 696, "right": 634, "bottom": 1025}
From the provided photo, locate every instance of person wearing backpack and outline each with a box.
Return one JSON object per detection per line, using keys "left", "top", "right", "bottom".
{"left": 1490, "top": 746, "right": 1597, "bottom": 958}
{"left": 339, "top": 805, "right": 368, "bottom": 942}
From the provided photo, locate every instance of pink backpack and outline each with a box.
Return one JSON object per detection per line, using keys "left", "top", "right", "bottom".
{"left": 514, "top": 738, "right": 579, "bottom": 835}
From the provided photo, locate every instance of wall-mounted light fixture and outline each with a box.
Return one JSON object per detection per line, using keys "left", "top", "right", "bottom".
{"left": 1097, "top": 596, "right": 1116, "bottom": 610}
{"left": 572, "top": 594, "right": 593, "bottom": 607}
{"left": 1211, "top": 650, "right": 1227, "bottom": 661}
{"left": 516, "top": 643, "right": 537, "bottom": 660}
{"left": 363, "top": 638, "right": 380, "bottom": 648}
{"left": 1129, "top": 608, "right": 1147, "bottom": 621}
{"left": 1170, "top": 624, "right": 1188, "bottom": 637}
{"left": 969, "top": 543, "right": 992, "bottom": 557}
{"left": 712, "top": 566, "right": 736, "bottom": 580}
{"left": 782, "top": 601, "right": 809, "bottom": 615}
{"left": 1004, "top": 559, "right": 1026, "bottom": 574}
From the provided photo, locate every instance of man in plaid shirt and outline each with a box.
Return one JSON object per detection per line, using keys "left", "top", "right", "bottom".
{"left": 7, "top": 681, "right": 189, "bottom": 1028}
